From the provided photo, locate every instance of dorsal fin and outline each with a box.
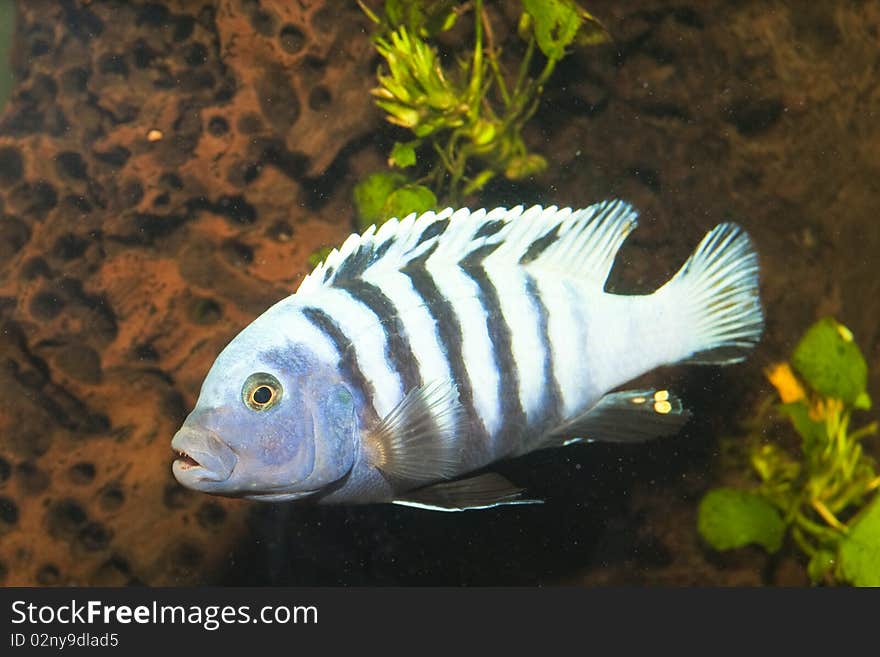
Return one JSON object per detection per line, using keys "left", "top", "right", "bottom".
{"left": 482, "top": 200, "right": 638, "bottom": 288}
{"left": 297, "top": 200, "right": 639, "bottom": 294}
{"left": 297, "top": 208, "right": 454, "bottom": 294}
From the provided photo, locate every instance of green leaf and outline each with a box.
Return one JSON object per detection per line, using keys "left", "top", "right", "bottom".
{"left": 574, "top": 7, "right": 612, "bottom": 47}
{"left": 792, "top": 317, "right": 868, "bottom": 406}
{"left": 353, "top": 171, "right": 408, "bottom": 228}
{"left": 517, "top": 11, "right": 533, "bottom": 41}
{"left": 376, "top": 101, "right": 419, "bottom": 130}
{"left": 372, "top": 27, "right": 463, "bottom": 137}
{"left": 855, "top": 391, "right": 871, "bottom": 410}
{"left": 521, "top": 0, "right": 583, "bottom": 60}
{"left": 421, "top": 1, "right": 458, "bottom": 35}
{"left": 749, "top": 441, "right": 800, "bottom": 486}
{"left": 463, "top": 169, "right": 496, "bottom": 196}
{"left": 504, "top": 153, "right": 547, "bottom": 180}
{"left": 838, "top": 494, "right": 880, "bottom": 586}
{"left": 384, "top": 0, "right": 406, "bottom": 26}
{"left": 807, "top": 549, "right": 835, "bottom": 583}
{"left": 470, "top": 119, "right": 498, "bottom": 147}
{"left": 778, "top": 401, "right": 827, "bottom": 453}
{"left": 697, "top": 488, "right": 785, "bottom": 553}
{"left": 307, "top": 246, "right": 333, "bottom": 269}
{"left": 383, "top": 0, "right": 457, "bottom": 37}
{"left": 382, "top": 184, "right": 437, "bottom": 222}
{"left": 389, "top": 141, "right": 418, "bottom": 168}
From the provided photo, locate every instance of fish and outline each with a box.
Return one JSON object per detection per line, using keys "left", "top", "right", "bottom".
{"left": 171, "top": 200, "right": 763, "bottom": 511}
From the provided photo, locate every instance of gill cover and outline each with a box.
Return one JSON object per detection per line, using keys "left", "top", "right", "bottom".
{"left": 293, "top": 380, "right": 359, "bottom": 496}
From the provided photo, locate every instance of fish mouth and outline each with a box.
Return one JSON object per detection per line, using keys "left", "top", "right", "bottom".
{"left": 171, "top": 425, "right": 238, "bottom": 486}
{"left": 174, "top": 451, "right": 201, "bottom": 470}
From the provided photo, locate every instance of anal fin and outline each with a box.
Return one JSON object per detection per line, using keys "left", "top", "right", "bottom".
{"left": 543, "top": 388, "right": 690, "bottom": 447}
{"left": 392, "top": 473, "right": 543, "bottom": 512}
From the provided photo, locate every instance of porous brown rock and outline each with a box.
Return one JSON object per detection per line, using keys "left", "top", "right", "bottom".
{"left": 0, "top": 0, "right": 377, "bottom": 586}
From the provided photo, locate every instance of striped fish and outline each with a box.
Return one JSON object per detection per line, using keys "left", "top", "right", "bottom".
{"left": 171, "top": 200, "right": 763, "bottom": 510}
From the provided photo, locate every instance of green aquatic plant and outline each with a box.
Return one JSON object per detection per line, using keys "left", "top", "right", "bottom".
{"left": 697, "top": 317, "right": 880, "bottom": 585}
{"left": 307, "top": 246, "right": 334, "bottom": 269}
{"left": 354, "top": 0, "right": 609, "bottom": 229}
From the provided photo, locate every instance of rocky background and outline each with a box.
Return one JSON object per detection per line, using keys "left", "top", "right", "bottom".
{"left": 0, "top": 0, "right": 879, "bottom": 586}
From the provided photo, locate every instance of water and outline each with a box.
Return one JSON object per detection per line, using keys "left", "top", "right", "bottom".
{"left": 0, "top": 0, "right": 877, "bottom": 587}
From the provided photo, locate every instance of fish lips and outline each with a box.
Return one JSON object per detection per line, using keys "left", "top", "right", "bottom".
{"left": 171, "top": 425, "right": 238, "bottom": 485}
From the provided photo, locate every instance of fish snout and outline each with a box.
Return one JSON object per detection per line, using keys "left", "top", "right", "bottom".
{"left": 171, "top": 425, "right": 238, "bottom": 486}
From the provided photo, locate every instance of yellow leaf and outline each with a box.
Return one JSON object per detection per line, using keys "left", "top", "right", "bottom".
{"left": 765, "top": 362, "right": 806, "bottom": 404}
{"left": 809, "top": 397, "right": 842, "bottom": 422}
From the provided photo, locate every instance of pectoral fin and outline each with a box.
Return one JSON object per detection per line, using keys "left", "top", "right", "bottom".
{"left": 366, "top": 380, "right": 466, "bottom": 487}
{"left": 543, "top": 388, "right": 690, "bottom": 447}
{"left": 392, "top": 473, "right": 543, "bottom": 512}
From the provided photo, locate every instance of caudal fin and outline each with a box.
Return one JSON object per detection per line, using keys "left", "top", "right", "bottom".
{"left": 656, "top": 223, "right": 764, "bottom": 365}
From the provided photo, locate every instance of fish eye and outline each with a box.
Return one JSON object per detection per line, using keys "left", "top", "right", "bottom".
{"left": 253, "top": 386, "right": 272, "bottom": 404}
{"left": 242, "top": 373, "right": 283, "bottom": 411}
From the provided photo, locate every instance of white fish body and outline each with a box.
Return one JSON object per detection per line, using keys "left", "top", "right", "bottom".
{"left": 171, "top": 200, "right": 763, "bottom": 510}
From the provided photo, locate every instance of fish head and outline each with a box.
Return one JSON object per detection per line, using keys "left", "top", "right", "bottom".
{"left": 171, "top": 325, "right": 358, "bottom": 501}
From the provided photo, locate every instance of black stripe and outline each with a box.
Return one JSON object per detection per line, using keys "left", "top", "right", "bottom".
{"left": 301, "top": 306, "right": 375, "bottom": 416}
{"left": 336, "top": 279, "right": 422, "bottom": 394}
{"left": 474, "top": 218, "right": 506, "bottom": 239}
{"left": 333, "top": 243, "right": 372, "bottom": 283}
{"left": 327, "top": 236, "right": 396, "bottom": 285}
{"left": 462, "top": 261, "right": 527, "bottom": 449}
{"left": 415, "top": 217, "right": 449, "bottom": 247}
{"left": 525, "top": 273, "right": 562, "bottom": 432}
{"left": 401, "top": 246, "right": 487, "bottom": 443}
{"left": 459, "top": 242, "right": 501, "bottom": 267}
{"left": 371, "top": 237, "right": 395, "bottom": 263}
{"left": 519, "top": 224, "right": 561, "bottom": 264}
